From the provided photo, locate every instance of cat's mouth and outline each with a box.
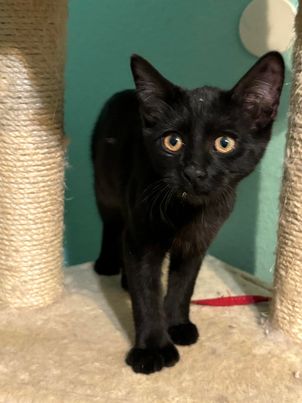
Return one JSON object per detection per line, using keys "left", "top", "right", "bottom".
{"left": 177, "top": 182, "right": 225, "bottom": 205}
{"left": 165, "top": 177, "right": 221, "bottom": 204}
{"left": 179, "top": 172, "right": 215, "bottom": 199}
{"left": 178, "top": 189, "right": 211, "bottom": 205}
{"left": 183, "top": 183, "right": 212, "bottom": 196}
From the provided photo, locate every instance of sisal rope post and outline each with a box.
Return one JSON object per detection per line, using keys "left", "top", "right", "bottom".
{"left": 0, "top": 1, "right": 67, "bottom": 307}
{"left": 270, "top": 1, "right": 302, "bottom": 341}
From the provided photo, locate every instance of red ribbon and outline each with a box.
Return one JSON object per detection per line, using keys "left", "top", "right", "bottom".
{"left": 191, "top": 295, "right": 271, "bottom": 306}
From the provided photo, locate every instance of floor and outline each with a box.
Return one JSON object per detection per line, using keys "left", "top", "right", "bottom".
{"left": 1, "top": 255, "right": 302, "bottom": 402}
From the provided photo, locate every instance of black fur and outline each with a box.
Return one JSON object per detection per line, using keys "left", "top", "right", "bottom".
{"left": 91, "top": 52, "right": 284, "bottom": 374}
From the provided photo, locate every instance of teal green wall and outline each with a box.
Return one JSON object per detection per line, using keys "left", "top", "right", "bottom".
{"left": 65, "top": 0, "right": 293, "bottom": 283}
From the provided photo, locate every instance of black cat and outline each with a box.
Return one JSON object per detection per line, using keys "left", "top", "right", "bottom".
{"left": 91, "top": 52, "right": 284, "bottom": 374}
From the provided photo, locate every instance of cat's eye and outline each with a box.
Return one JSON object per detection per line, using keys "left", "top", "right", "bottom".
{"left": 162, "top": 134, "right": 184, "bottom": 153}
{"left": 214, "top": 136, "right": 236, "bottom": 154}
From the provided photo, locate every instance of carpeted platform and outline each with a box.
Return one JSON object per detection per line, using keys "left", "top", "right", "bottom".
{"left": 1, "top": 255, "right": 302, "bottom": 402}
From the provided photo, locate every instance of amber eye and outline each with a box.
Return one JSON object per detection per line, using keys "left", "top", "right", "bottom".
{"left": 162, "top": 134, "right": 183, "bottom": 153}
{"left": 214, "top": 136, "right": 236, "bottom": 154}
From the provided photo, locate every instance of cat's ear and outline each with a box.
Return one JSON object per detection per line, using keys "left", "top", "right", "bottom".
{"left": 231, "top": 52, "right": 285, "bottom": 128}
{"left": 130, "top": 54, "right": 177, "bottom": 123}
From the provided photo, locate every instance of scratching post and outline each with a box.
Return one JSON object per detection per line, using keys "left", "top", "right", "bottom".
{"left": 0, "top": 1, "right": 67, "bottom": 307}
{"left": 270, "top": 2, "right": 302, "bottom": 341}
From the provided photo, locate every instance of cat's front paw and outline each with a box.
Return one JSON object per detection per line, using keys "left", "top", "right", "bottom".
{"left": 168, "top": 322, "right": 199, "bottom": 345}
{"left": 94, "top": 257, "right": 120, "bottom": 276}
{"left": 126, "top": 343, "right": 179, "bottom": 374}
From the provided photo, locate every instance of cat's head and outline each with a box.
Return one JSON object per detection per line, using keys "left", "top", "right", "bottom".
{"left": 130, "top": 52, "right": 284, "bottom": 202}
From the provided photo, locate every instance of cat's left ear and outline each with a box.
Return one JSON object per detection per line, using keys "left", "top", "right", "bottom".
{"left": 231, "top": 52, "right": 285, "bottom": 128}
{"left": 130, "top": 54, "right": 178, "bottom": 123}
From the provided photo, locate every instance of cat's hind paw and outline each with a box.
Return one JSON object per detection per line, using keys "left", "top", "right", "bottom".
{"left": 121, "top": 273, "right": 129, "bottom": 291}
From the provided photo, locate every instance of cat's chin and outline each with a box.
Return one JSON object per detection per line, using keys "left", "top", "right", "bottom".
{"left": 179, "top": 191, "right": 211, "bottom": 206}
{"left": 178, "top": 189, "right": 226, "bottom": 206}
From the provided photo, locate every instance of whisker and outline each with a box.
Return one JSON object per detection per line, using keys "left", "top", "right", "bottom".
{"left": 159, "top": 186, "right": 175, "bottom": 228}
{"left": 149, "top": 184, "right": 168, "bottom": 223}
{"left": 135, "top": 178, "right": 176, "bottom": 227}
{"left": 159, "top": 189, "right": 167, "bottom": 224}
{"left": 165, "top": 189, "right": 176, "bottom": 228}
{"left": 137, "top": 180, "right": 165, "bottom": 206}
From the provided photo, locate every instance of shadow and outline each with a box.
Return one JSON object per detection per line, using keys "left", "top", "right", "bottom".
{"left": 210, "top": 171, "right": 261, "bottom": 277}
{"left": 96, "top": 274, "right": 134, "bottom": 342}
{"left": 1, "top": 1, "right": 68, "bottom": 125}
{"left": 0, "top": 1, "right": 68, "bottom": 299}
{"left": 209, "top": 0, "right": 268, "bottom": 276}
{"left": 211, "top": 0, "right": 291, "bottom": 284}
{"left": 66, "top": 262, "right": 134, "bottom": 341}
{"left": 64, "top": 160, "right": 100, "bottom": 266}
{"left": 197, "top": 256, "right": 271, "bottom": 321}
{"left": 212, "top": 0, "right": 293, "bottom": 286}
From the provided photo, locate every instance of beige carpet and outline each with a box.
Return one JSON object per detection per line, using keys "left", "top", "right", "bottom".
{"left": 1, "top": 255, "right": 302, "bottom": 403}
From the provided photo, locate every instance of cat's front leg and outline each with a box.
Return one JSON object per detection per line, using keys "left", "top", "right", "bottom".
{"left": 124, "top": 235, "right": 179, "bottom": 374}
{"left": 164, "top": 251, "right": 204, "bottom": 346}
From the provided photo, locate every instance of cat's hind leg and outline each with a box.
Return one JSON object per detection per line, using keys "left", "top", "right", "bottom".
{"left": 94, "top": 213, "right": 124, "bottom": 276}
{"left": 121, "top": 266, "right": 128, "bottom": 291}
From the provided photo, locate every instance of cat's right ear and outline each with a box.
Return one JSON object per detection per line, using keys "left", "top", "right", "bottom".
{"left": 130, "top": 54, "right": 176, "bottom": 123}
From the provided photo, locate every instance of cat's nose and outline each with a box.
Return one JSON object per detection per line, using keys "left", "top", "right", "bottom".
{"left": 183, "top": 165, "right": 206, "bottom": 183}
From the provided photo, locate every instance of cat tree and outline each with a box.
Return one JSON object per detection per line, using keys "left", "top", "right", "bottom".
{"left": 1, "top": 1, "right": 302, "bottom": 402}
{"left": 0, "top": 0, "right": 66, "bottom": 308}
{"left": 270, "top": 3, "right": 302, "bottom": 341}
